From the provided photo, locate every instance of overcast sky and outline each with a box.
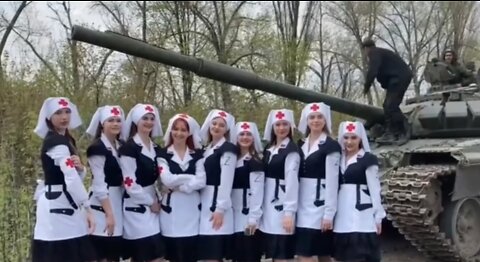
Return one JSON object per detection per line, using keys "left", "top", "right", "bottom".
{"left": 1, "top": 1, "right": 107, "bottom": 64}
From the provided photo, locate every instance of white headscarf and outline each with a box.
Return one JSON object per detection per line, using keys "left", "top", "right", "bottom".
{"left": 163, "top": 113, "right": 202, "bottom": 149}
{"left": 298, "top": 102, "right": 332, "bottom": 135}
{"left": 34, "top": 97, "right": 82, "bottom": 139}
{"left": 337, "top": 121, "right": 371, "bottom": 152}
{"left": 121, "top": 103, "right": 163, "bottom": 141}
{"left": 200, "top": 109, "right": 236, "bottom": 144}
{"left": 85, "top": 105, "right": 125, "bottom": 138}
{"left": 233, "top": 121, "right": 263, "bottom": 153}
{"left": 263, "top": 109, "right": 296, "bottom": 142}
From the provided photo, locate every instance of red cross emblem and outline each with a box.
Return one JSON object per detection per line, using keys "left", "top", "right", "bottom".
{"left": 145, "top": 105, "right": 154, "bottom": 112}
{"left": 58, "top": 99, "right": 68, "bottom": 107}
{"left": 346, "top": 123, "right": 356, "bottom": 132}
{"left": 179, "top": 113, "right": 189, "bottom": 119}
{"left": 158, "top": 166, "right": 163, "bottom": 174}
{"left": 275, "top": 111, "right": 285, "bottom": 119}
{"left": 241, "top": 122, "right": 250, "bottom": 130}
{"left": 218, "top": 111, "right": 227, "bottom": 118}
{"left": 124, "top": 177, "right": 133, "bottom": 187}
{"left": 111, "top": 107, "right": 120, "bottom": 116}
{"left": 65, "top": 158, "right": 75, "bottom": 168}
{"left": 310, "top": 104, "right": 319, "bottom": 111}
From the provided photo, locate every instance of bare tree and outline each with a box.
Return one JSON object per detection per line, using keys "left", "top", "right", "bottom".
{"left": 0, "top": 1, "right": 29, "bottom": 82}
{"left": 189, "top": 1, "right": 255, "bottom": 111}
{"left": 376, "top": 1, "right": 447, "bottom": 96}
{"left": 12, "top": 1, "right": 113, "bottom": 100}
{"left": 326, "top": 1, "right": 382, "bottom": 105}
{"left": 151, "top": 1, "right": 208, "bottom": 107}
{"left": 272, "top": 1, "right": 318, "bottom": 85}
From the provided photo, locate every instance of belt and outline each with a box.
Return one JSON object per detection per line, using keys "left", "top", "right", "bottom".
{"left": 125, "top": 205, "right": 146, "bottom": 214}
{"left": 50, "top": 208, "right": 74, "bottom": 216}
{"left": 45, "top": 184, "right": 78, "bottom": 210}
{"left": 91, "top": 205, "right": 105, "bottom": 213}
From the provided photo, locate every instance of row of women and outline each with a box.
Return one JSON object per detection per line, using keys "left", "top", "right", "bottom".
{"left": 31, "top": 96, "right": 386, "bottom": 262}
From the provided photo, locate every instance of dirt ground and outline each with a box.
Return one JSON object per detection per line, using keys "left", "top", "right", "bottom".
{"left": 379, "top": 222, "right": 431, "bottom": 262}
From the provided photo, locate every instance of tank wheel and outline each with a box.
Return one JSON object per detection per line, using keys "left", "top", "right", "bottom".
{"left": 440, "top": 197, "right": 480, "bottom": 259}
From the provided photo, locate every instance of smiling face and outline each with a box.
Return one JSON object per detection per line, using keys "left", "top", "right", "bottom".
{"left": 343, "top": 133, "right": 361, "bottom": 154}
{"left": 50, "top": 108, "right": 71, "bottom": 133}
{"left": 137, "top": 113, "right": 155, "bottom": 135}
{"left": 171, "top": 118, "right": 189, "bottom": 144}
{"left": 210, "top": 117, "right": 227, "bottom": 141}
{"left": 102, "top": 116, "right": 122, "bottom": 137}
{"left": 237, "top": 131, "right": 253, "bottom": 151}
{"left": 273, "top": 120, "right": 291, "bottom": 141}
{"left": 307, "top": 112, "right": 326, "bottom": 134}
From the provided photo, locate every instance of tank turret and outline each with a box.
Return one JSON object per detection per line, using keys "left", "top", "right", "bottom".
{"left": 71, "top": 26, "right": 480, "bottom": 262}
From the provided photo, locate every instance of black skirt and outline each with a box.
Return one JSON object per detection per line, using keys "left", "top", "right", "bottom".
{"left": 122, "top": 232, "right": 164, "bottom": 261}
{"left": 231, "top": 231, "right": 263, "bottom": 262}
{"left": 261, "top": 232, "right": 296, "bottom": 260}
{"left": 333, "top": 232, "right": 381, "bottom": 262}
{"left": 31, "top": 235, "right": 97, "bottom": 262}
{"left": 196, "top": 234, "right": 233, "bottom": 260}
{"left": 89, "top": 235, "right": 123, "bottom": 261}
{"left": 163, "top": 235, "right": 198, "bottom": 262}
{"left": 295, "top": 227, "right": 333, "bottom": 257}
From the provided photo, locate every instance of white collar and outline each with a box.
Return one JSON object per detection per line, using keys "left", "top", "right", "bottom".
{"left": 133, "top": 133, "right": 156, "bottom": 160}
{"left": 209, "top": 136, "right": 227, "bottom": 150}
{"left": 100, "top": 133, "right": 120, "bottom": 157}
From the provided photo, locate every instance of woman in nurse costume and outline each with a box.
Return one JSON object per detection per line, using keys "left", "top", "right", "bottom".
{"left": 231, "top": 121, "right": 265, "bottom": 262}
{"left": 295, "top": 102, "right": 341, "bottom": 262}
{"left": 333, "top": 121, "right": 386, "bottom": 262}
{"left": 32, "top": 97, "right": 96, "bottom": 262}
{"left": 157, "top": 113, "right": 206, "bottom": 262}
{"left": 85, "top": 105, "right": 126, "bottom": 262}
{"left": 118, "top": 103, "right": 164, "bottom": 262}
{"left": 259, "top": 109, "right": 300, "bottom": 261}
{"left": 197, "top": 109, "right": 238, "bottom": 262}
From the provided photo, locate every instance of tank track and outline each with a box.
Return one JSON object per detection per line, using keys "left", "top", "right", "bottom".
{"left": 382, "top": 164, "right": 479, "bottom": 262}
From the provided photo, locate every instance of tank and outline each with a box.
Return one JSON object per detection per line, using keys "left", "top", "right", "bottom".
{"left": 71, "top": 25, "right": 480, "bottom": 261}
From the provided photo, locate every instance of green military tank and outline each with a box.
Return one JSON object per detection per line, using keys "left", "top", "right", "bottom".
{"left": 71, "top": 26, "right": 480, "bottom": 261}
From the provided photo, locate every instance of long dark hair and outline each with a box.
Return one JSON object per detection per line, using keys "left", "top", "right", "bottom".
{"left": 166, "top": 118, "right": 196, "bottom": 150}
{"left": 46, "top": 119, "right": 78, "bottom": 154}
{"left": 305, "top": 125, "right": 330, "bottom": 138}
{"left": 237, "top": 141, "right": 262, "bottom": 162}
{"left": 93, "top": 122, "right": 121, "bottom": 142}
{"left": 207, "top": 130, "right": 230, "bottom": 144}
{"left": 268, "top": 127, "right": 293, "bottom": 148}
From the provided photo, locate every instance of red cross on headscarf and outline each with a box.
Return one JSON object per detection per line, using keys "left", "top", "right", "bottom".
{"left": 275, "top": 111, "right": 285, "bottom": 119}
{"left": 65, "top": 158, "right": 75, "bottom": 168}
{"left": 218, "top": 111, "right": 227, "bottom": 118}
{"left": 145, "top": 105, "right": 154, "bottom": 112}
{"left": 346, "top": 123, "right": 356, "bottom": 132}
{"left": 58, "top": 99, "right": 69, "bottom": 107}
{"left": 310, "top": 104, "right": 319, "bottom": 111}
{"left": 158, "top": 166, "right": 163, "bottom": 175}
{"left": 111, "top": 107, "right": 120, "bottom": 116}
{"left": 124, "top": 177, "right": 133, "bottom": 187}
{"left": 241, "top": 123, "right": 250, "bottom": 130}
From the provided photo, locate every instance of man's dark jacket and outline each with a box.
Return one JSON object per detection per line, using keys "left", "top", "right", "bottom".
{"left": 364, "top": 47, "right": 413, "bottom": 90}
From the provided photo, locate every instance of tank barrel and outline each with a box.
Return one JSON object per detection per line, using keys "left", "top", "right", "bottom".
{"left": 71, "top": 25, "right": 384, "bottom": 123}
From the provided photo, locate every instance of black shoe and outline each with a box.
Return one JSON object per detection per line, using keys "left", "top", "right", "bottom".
{"left": 376, "top": 132, "right": 396, "bottom": 144}
{"left": 394, "top": 132, "right": 410, "bottom": 146}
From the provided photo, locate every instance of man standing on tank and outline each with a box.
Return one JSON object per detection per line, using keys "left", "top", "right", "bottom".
{"left": 362, "top": 39, "right": 413, "bottom": 144}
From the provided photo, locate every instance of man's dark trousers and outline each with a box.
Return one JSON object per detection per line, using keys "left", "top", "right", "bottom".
{"left": 382, "top": 75, "right": 412, "bottom": 137}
